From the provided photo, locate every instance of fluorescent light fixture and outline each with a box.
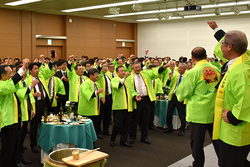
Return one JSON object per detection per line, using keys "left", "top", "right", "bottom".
{"left": 184, "top": 13, "right": 215, "bottom": 18}
{"left": 137, "top": 18, "right": 158, "bottom": 22}
{"left": 62, "top": 0, "right": 158, "bottom": 12}
{"left": 240, "top": 10, "right": 250, "bottom": 14}
{"left": 104, "top": 8, "right": 183, "bottom": 18}
{"left": 5, "top": 0, "right": 41, "bottom": 6}
{"left": 203, "top": 1, "right": 250, "bottom": 9}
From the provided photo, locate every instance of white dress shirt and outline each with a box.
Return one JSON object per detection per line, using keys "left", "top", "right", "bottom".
{"left": 134, "top": 73, "right": 148, "bottom": 96}
{"left": 32, "top": 76, "right": 46, "bottom": 101}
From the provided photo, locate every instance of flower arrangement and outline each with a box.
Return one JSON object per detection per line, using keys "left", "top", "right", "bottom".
{"left": 65, "top": 101, "right": 75, "bottom": 114}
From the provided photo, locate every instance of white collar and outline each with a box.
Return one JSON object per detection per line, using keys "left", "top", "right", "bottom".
{"left": 227, "top": 57, "right": 239, "bottom": 69}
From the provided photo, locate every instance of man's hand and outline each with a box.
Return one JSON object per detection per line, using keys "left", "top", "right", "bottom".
{"left": 207, "top": 21, "right": 218, "bottom": 30}
{"left": 30, "top": 79, "right": 39, "bottom": 88}
{"left": 222, "top": 108, "right": 229, "bottom": 123}
{"left": 101, "top": 97, "right": 106, "bottom": 104}
{"left": 34, "top": 58, "right": 38, "bottom": 63}
{"left": 163, "top": 63, "right": 170, "bottom": 69}
{"left": 74, "top": 55, "right": 78, "bottom": 59}
{"left": 39, "top": 55, "right": 45, "bottom": 62}
{"left": 169, "top": 72, "right": 173, "bottom": 79}
{"left": 156, "top": 96, "right": 159, "bottom": 102}
{"left": 33, "top": 92, "right": 41, "bottom": 97}
{"left": 22, "top": 58, "right": 30, "bottom": 70}
{"left": 135, "top": 95, "right": 142, "bottom": 101}
{"left": 61, "top": 75, "right": 66, "bottom": 81}
{"left": 32, "top": 110, "right": 35, "bottom": 118}
{"left": 96, "top": 88, "right": 103, "bottom": 94}
{"left": 55, "top": 96, "right": 58, "bottom": 99}
{"left": 146, "top": 61, "right": 150, "bottom": 67}
{"left": 101, "top": 59, "right": 106, "bottom": 65}
{"left": 124, "top": 72, "right": 130, "bottom": 80}
{"left": 68, "top": 55, "right": 74, "bottom": 62}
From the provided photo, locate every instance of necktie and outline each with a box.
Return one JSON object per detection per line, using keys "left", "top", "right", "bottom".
{"left": 138, "top": 75, "right": 144, "bottom": 96}
{"left": 112, "top": 73, "right": 115, "bottom": 78}
{"left": 80, "top": 76, "right": 83, "bottom": 85}
{"left": 215, "top": 63, "right": 228, "bottom": 89}
{"left": 22, "top": 81, "right": 31, "bottom": 111}
{"left": 177, "top": 75, "right": 182, "bottom": 86}
{"left": 94, "top": 83, "right": 99, "bottom": 106}
{"left": 171, "top": 69, "right": 174, "bottom": 73}
{"left": 37, "top": 78, "right": 45, "bottom": 101}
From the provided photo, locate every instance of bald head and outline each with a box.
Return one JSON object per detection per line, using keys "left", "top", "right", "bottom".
{"left": 224, "top": 30, "right": 248, "bottom": 55}
{"left": 191, "top": 47, "right": 207, "bottom": 61}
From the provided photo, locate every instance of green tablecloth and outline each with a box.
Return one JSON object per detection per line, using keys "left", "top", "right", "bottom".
{"left": 38, "top": 120, "right": 97, "bottom": 154}
{"left": 154, "top": 100, "right": 178, "bottom": 127}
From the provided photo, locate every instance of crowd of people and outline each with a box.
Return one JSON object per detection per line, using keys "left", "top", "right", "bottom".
{"left": 0, "top": 21, "right": 249, "bottom": 167}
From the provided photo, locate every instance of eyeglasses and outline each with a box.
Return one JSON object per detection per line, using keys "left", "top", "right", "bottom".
{"left": 220, "top": 40, "right": 233, "bottom": 46}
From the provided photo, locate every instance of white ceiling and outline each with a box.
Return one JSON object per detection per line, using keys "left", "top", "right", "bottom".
{"left": 1, "top": 0, "right": 250, "bottom": 23}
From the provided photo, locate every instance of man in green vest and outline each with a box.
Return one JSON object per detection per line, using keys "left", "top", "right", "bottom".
{"left": 110, "top": 66, "right": 141, "bottom": 147}
{"left": 208, "top": 21, "right": 250, "bottom": 167}
{"left": 47, "top": 66, "right": 66, "bottom": 114}
{"left": 0, "top": 58, "right": 30, "bottom": 167}
{"left": 67, "top": 55, "right": 88, "bottom": 105}
{"left": 176, "top": 47, "right": 220, "bottom": 167}
{"left": 16, "top": 65, "right": 37, "bottom": 167}
{"left": 127, "top": 61, "right": 169, "bottom": 145}
{"left": 78, "top": 68, "right": 105, "bottom": 140}
{"left": 163, "top": 63, "right": 187, "bottom": 136}
{"left": 96, "top": 61, "right": 113, "bottom": 138}
{"left": 148, "top": 64, "right": 163, "bottom": 131}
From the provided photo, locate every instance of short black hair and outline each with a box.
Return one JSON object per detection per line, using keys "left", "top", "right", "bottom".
{"left": 116, "top": 65, "right": 124, "bottom": 72}
{"left": 108, "top": 63, "right": 114, "bottom": 68}
{"left": 3, "top": 58, "right": 8, "bottom": 62}
{"left": 88, "top": 59, "right": 94, "bottom": 65}
{"left": 0, "top": 65, "right": 8, "bottom": 79}
{"left": 74, "top": 64, "right": 82, "bottom": 71}
{"left": 9, "top": 65, "right": 16, "bottom": 70}
{"left": 14, "top": 58, "right": 20, "bottom": 61}
{"left": 16, "top": 64, "right": 23, "bottom": 72}
{"left": 84, "top": 61, "right": 91, "bottom": 67}
{"left": 148, "top": 64, "right": 156, "bottom": 69}
{"left": 58, "top": 59, "right": 67, "bottom": 66}
{"left": 28, "top": 62, "right": 39, "bottom": 71}
{"left": 15, "top": 61, "right": 22, "bottom": 66}
{"left": 191, "top": 47, "right": 206, "bottom": 61}
{"left": 45, "top": 57, "right": 50, "bottom": 60}
{"left": 88, "top": 68, "right": 99, "bottom": 78}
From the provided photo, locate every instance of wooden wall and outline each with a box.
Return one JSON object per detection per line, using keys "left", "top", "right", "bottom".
{"left": 0, "top": 8, "right": 137, "bottom": 62}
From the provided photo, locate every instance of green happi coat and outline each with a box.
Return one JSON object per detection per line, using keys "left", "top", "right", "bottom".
{"left": 96, "top": 70, "right": 109, "bottom": 99}
{"left": 176, "top": 60, "right": 221, "bottom": 124}
{"left": 214, "top": 52, "right": 250, "bottom": 146}
{"left": 78, "top": 78, "right": 103, "bottom": 116}
{"left": 111, "top": 77, "right": 137, "bottom": 112}
{"left": 67, "top": 66, "right": 88, "bottom": 103}
{"left": 0, "top": 80, "right": 24, "bottom": 130}
{"left": 18, "top": 81, "right": 36, "bottom": 122}
{"left": 47, "top": 76, "right": 66, "bottom": 107}
{"left": 153, "top": 78, "right": 163, "bottom": 95}
{"left": 168, "top": 73, "right": 185, "bottom": 101}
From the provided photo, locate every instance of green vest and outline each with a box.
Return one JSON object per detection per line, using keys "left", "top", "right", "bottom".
{"left": 67, "top": 67, "right": 88, "bottom": 102}
{"left": 153, "top": 78, "right": 163, "bottom": 95}
{"left": 217, "top": 56, "right": 250, "bottom": 146}
{"left": 18, "top": 81, "right": 36, "bottom": 122}
{"left": 96, "top": 70, "right": 108, "bottom": 99}
{"left": 78, "top": 79, "right": 103, "bottom": 116}
{"left": 47, "top": 76, "right": 66, "bottom": 107}
{"left": 111, "top": 77, "right": 137, "bottom": 112}
{"left": 176, "top": 60, "right": 221, "bottom": 124}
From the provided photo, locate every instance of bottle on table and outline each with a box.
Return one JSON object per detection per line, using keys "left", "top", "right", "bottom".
{"left": 59, "top": 104, "right": 63, "bottom": 122}
{"left": 44, "top": 107, "right": 49, "bottom": 123}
